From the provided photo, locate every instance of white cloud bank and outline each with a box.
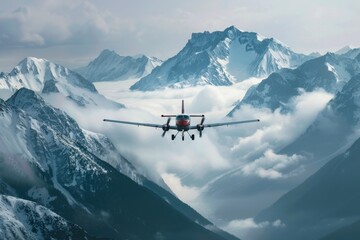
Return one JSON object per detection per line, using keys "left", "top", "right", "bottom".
{"left": 223, "top": 218, "right": 285, "bottom": 239}
{"left": 226, "top": 89, "right": 333, "bottom": 179}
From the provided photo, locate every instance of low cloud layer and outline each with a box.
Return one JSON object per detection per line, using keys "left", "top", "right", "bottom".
{"left": 43, "top": 79, "right": 334, "bottom": 233}
{"left": 223, "top": 218, "right": 285, "bottom": 239}
{"left": 226, "top": 89, "right": 333, "bottom": 179}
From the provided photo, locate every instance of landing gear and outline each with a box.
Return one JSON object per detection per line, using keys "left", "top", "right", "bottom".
{"left": 182, "top": 135, "right": 185, "bottom": 141}
{"left": 171, "top": 134, "right": 175, "bottom": 140}
{"left": 191, "top": 134, "right": 195, "bottom": 141}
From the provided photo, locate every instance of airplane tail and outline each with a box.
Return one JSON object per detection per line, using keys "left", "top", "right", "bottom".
{"left": 182, "top": 100, "right": 184, "bottom": 114}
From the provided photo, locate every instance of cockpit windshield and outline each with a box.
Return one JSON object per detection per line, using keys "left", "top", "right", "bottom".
{"left": 176, "top": 115, "right": 190, "bottom": 120}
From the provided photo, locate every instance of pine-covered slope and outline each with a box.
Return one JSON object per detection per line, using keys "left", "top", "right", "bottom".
{"left": 131, "top": 26, "right": 310, "bottom": 91}
{"left": 76, "top": 49, "right": 162, "bottom": 82}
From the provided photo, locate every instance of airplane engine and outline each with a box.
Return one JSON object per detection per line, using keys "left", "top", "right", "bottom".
{"left": 196, "top": 116, "right": 205, "bottom": 137}
{"left": 161, "top": 117, "right": 171, "bottom": 137}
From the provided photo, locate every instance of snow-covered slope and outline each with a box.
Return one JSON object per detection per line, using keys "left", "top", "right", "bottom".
{"left": 76, "top": 49, "right": 162, "bottom": 82}
{"left": 255, "top": 136, "right": 360, "bottom": 240}
{"left": 0, "top": 57, "right": 123, "bottom": 108}
{"left": 1, "top": 88, "right": 139, "bottom": 183}
{"left": 229, "top": 53, "right": 360, "bottom": 114}
{"left": 0, "top": 194, "right": 93, "bottom": 240}
{"left": 131, "top": 26, "right": 311, "bottom": 91}
{"left": 0, "top": 89, "right": 235, "bottom": 240}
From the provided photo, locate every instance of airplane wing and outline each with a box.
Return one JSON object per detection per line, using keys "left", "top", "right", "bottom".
{"left": 103, "top": 119, "right": 177, "bottom": 129}
{"left": 189, "top": 119, "right": 259, "bottom": 129}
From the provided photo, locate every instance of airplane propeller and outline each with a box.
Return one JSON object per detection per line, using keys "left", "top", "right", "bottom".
{"left": 161, "top": 117, "right": 171, "bottom": 137}
{"left": 197, "top": 116, "right": 205, "bottom": 138}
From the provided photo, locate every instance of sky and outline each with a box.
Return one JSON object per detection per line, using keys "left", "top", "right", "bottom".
{"left": 0, "top": 0, "right": 359, "bottom": 72}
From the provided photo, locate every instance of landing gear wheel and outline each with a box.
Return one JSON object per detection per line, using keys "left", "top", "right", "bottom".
{"left": 171, "top": 134, "right": 175, "bottom": 140}
{"left": 182, "top": 135, "right": 184, "bottom": 141}
{"left": 191, "top": 134, "right": 195, "bottom": 141}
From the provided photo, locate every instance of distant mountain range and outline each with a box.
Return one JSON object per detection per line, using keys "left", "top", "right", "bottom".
{"left": 76, "top": 49, "right": 162, "bottom": 82}
{"left": 229, "top": 52, "right": 360, "bottom": 114}
{"left": 1, "top": 24, "right": 360, "bottom": 240}
{"left": 0, "top": 57, "right": 123, "bottom": 108}
{"left": 130, "top": 26, "right": 314, "bottom": 91}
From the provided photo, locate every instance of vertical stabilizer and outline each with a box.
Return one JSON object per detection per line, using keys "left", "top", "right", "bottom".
{"left": 182, "top": 100, "right": 184, "bottom": 114}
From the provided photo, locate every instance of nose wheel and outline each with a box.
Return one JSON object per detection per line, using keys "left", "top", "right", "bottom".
{"left": 171, "top": 131, "right": 195, "bottom": 141}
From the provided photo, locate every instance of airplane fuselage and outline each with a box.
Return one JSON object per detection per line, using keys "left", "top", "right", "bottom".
{"left": 103, "top": 99, "right": 259, "bottom": 141}
{"left": 175, "top": 114, "right": 190, "bottom": 131}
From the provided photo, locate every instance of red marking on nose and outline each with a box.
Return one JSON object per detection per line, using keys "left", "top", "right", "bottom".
{"left": 177, "top": 119, "right": 190, "bottom": 127}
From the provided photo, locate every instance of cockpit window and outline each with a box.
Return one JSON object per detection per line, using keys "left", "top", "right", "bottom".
{"left": 176, "top": 115, "right": 190, "bottom": 120}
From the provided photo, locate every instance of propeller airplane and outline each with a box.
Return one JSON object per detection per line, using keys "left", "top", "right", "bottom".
{"left": 103, "top": 100, "right": 260, "bottom": 141}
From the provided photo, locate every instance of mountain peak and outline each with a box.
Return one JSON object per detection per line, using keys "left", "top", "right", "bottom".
{"left": 7, "top": 88, "right": 44, "bottom": 108}
{"left": 335, "top": 45, "right": 356, "bottom": 55}
{"left": 13, "top": 57, "right": 47, "bottom": 75}
{"left": 98, "top": 49, "right": 119, "bottom": 58}
{"left": 76, "top": 50, "right": 162, "bottom": 82}
{"left": 131, "top": 27, "right": 310, "bottom": 91}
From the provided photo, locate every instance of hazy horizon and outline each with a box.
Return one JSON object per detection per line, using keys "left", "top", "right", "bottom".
{"left": 0, "top": 0, "right": 359, "bottom": 72}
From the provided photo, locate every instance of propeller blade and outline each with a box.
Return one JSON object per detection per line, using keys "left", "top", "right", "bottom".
{"left": 199, "top": 131, "right": 202, "bottom": 138}
{"left": 162, "top": 117, "right": 171, "bottom": 137}
{"left": 200, "top": 116, "right": 205, "bottom": 125}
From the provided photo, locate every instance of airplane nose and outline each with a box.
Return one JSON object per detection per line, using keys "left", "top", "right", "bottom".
{"left": 177, "top": 119, "right": 189, "bottom": 126}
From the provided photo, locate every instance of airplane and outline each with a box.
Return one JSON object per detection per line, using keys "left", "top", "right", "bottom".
{"left": 103, "top": 100, "right": 260, "bottom": 141}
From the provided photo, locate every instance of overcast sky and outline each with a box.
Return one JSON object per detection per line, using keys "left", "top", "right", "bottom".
{"left": 0, "top": 0, "right": 359, "bottom": 71}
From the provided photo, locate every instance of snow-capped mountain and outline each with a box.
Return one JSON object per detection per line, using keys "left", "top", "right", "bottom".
{"left": 229, "top": 53, "right": 360, "bottom": 114}
{"left": 130, "top": 26, "right": 311, "bottom": 91}
{"left": 0, "top": 89, "right": 236, "bottom": 240}
{"left": 254, "top": 135, "right": 360, "bottom": 240}
{"left": 0, "top": 57, "right": 123, "bottom": 108}
{"left": 76, "top": 49, "right": 162, "bottom": 82}
{"left": 0, "top": 195, "right": 94, "bottom": 240}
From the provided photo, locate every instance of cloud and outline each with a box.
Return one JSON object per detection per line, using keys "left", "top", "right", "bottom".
{"left": 0, "top": 1, "right": 112, "bottom": 48}
{"left": 43, "top": 79, "right": 334, "bottom": 224}
{"left": 223, "top": 218, "right": 285, "bottom": 239}
{"left": 161, "top": 173, "right": 201, "bottom": 202}
{"left": 226, "top": 89, "right": 333, "bottom": 178}
{"left": 241, "top": 150, "right": 304, "bottom": 179}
